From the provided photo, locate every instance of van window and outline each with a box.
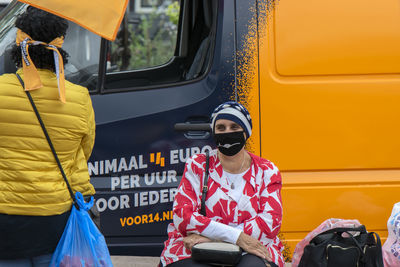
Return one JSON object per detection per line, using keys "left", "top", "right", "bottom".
{"left": 0, "top": 2, "right": 25, "bottom": 75}
{"left": 107, "top": 0, "right": 179, "bottom": 72}
{"left": 63, "top": 22, "right": 101, "bottom": 91}
{"left": 0, "top": 0, "right": 10, "bottom": 14}
{"left": 104, "top": 0, "right": 216, "bottom": 90}
{"left": 0, "top": 5, "right": 7, "bottom": 13}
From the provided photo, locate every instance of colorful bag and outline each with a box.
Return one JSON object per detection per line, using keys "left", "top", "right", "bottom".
{"left": 382, "top": 202, "right": 400, "bottom": 267}
{"left": 49, "top": 192, "right": 113, "bottom": 267}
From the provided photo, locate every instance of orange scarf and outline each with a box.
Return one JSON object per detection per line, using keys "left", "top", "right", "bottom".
{"left": 16, "top": 29, "right": 66, "bottom": 103}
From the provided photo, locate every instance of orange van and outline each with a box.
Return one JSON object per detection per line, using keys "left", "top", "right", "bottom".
{"left": 242, "top": 0, "right": 400, "bottom": 255}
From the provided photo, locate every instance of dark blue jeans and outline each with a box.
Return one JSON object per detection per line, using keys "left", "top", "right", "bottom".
{"left": 0, "top": 211, "right": 70, "bottom": 260}
{"left": 0, "top": 254, "right": 52, "bottom": 267}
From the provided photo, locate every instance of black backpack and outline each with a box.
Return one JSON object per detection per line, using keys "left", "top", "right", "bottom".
{"left": 299, "top": 225, "right": 383, "bottom": 267}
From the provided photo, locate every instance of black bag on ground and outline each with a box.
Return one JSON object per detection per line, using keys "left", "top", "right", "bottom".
{"left": 298, "top": 225, "right": 383, "bottom": 267}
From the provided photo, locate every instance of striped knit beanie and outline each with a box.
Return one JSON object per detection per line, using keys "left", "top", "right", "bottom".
{"left": 210, "top": 101, "right": 252, "bottom": 139}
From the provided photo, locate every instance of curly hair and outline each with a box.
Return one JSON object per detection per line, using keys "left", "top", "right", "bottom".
{"left": 11, "top": 6, "right": 69, "bottom": 72}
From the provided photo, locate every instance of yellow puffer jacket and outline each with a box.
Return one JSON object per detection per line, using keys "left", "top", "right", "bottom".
{"left": 0, "top": 69, "right": 95, "bottom": 216}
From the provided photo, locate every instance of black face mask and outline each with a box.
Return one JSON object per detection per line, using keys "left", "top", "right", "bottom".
{"left": 213, "top": 131, "right": 246, "bottom": 156}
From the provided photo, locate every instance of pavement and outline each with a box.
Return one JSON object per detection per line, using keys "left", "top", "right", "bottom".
{"left": 110, "top": 256, "right": 292, "bottom": 267}
{"left": 111, "top": 256, "right": 159, "bottom": 267}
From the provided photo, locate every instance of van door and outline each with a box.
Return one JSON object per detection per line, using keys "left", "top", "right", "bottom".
{"left": 87, "top": 0, "right": 237, "bottom": 255}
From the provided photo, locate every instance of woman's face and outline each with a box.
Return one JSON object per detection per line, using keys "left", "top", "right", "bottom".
{"left": 214, "top": 119, "right": 244, "bottom": 134}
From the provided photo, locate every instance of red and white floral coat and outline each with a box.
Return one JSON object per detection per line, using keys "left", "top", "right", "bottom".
{"left": 160, "top": 150, "right": 284, "bottom": 267}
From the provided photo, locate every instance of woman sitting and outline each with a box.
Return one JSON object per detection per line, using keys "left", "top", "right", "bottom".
{"left": 160, "top": 101, "right": 284, "bottom": 267}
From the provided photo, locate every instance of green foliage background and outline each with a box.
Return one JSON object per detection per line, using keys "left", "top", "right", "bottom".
{"left": 110, "top": 1, "right": 179, "bottom": 72}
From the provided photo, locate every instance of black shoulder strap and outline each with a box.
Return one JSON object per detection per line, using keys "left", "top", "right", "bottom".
{"left": 371, "top": 232, "right": 383, "bottom": 266}
{"left": 200, "top": 151, "right": 209, "bottom": 216}
{"left": 16, "top": 74, "right": 78, "bottom": 207}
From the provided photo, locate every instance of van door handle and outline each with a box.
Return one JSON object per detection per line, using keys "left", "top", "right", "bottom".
{"left": 174, "top": 123, "right": 211, "bottom": 132}
{"left": 174, "top": 122, "right": 211, "bottom": 139}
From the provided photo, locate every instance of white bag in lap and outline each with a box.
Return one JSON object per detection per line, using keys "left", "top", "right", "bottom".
{"left": 382, "top": 202, "right": 400, "bottom": 267}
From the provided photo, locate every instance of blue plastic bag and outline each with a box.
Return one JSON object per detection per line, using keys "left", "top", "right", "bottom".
{"left": 50, "top": 192, "right": 113, "bottom": 267}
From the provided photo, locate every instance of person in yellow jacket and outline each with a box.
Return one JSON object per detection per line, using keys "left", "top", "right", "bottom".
{"left": 0, "top": 6, "right": 95, "bottom": 266}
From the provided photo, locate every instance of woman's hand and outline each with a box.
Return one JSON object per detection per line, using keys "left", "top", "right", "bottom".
{"left": 183, "top": 233, "right": 212, "bottom": 251}
{"left": 236, "top": 232, "right": 272, "bottom": 262}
